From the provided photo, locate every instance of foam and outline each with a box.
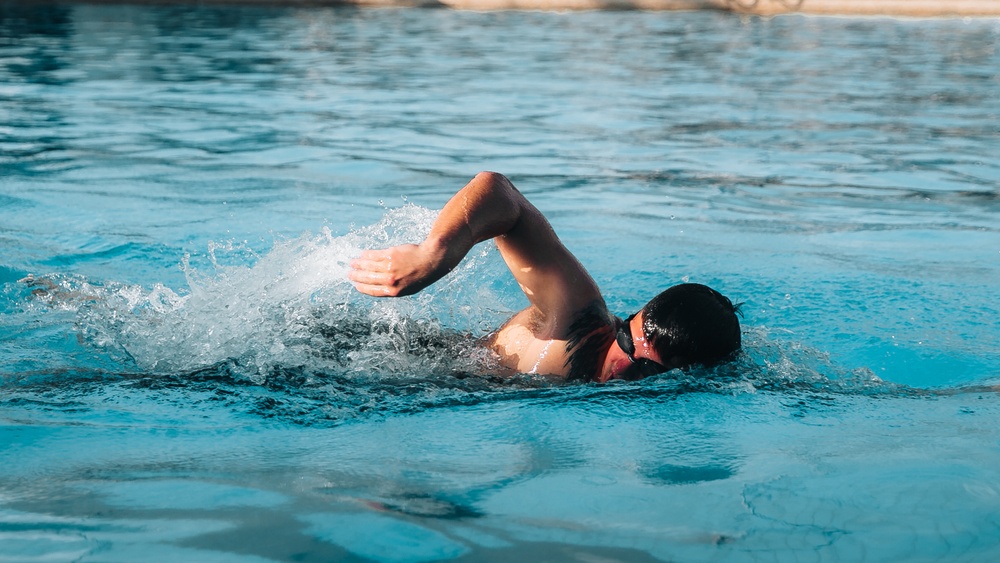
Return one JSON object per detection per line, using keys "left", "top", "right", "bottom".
{"left": 62, "top": 205, "right": 513, "bottom": 382}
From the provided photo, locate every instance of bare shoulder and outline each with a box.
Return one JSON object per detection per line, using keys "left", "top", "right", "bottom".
{"left": 489, "top": 307, "right": 575, "bottom": 377}
{"left": 488, "top": 300, "right": 614, "bottom": 380}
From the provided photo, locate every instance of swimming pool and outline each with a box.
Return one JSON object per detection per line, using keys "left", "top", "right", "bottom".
{"left": 2, "top": 3, "right": 999, "bottom": 561}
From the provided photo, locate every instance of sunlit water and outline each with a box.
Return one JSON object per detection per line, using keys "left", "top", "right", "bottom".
{"left": 2, "top": 4, "right": 999, "bottom": 561}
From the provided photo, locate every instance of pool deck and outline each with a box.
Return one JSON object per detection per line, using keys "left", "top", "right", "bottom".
{"left": 29, "top": 0, "right": 1000, "bottom": 17}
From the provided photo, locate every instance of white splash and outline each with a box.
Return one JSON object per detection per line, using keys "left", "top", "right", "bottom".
{"left": 68, "top": 205, "right": 515, "bottom": 380}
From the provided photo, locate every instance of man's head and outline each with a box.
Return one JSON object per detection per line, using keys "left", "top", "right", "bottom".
{"left": 601, "top": 283, "right": 742, "bottom": 382}
{"left": 640, "top": 283, "right": 742, "bottom": 371}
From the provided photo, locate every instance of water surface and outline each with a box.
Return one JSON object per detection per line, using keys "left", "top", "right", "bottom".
{"left": 2, "top": 4, "right": 999, "bottom": 561}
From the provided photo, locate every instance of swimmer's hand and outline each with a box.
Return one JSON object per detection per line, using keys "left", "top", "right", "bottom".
{"left": 348, "top": 241, "right": 455, "bottom": 298}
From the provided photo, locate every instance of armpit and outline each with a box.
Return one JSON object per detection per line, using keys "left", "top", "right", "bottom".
{"left": 563, "top": 300, "right": 615, "bottom": 382}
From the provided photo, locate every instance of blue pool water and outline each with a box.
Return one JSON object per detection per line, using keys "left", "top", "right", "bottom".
{"left": 2, "top": 3, "right": 1000, "bottom": 561}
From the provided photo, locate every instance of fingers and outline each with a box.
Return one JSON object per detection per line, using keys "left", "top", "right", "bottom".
{"left": 351, "top": 282, "right": 395, "bottom": 297}
{"left": 349, "top": 249, "right": 392, "bottom": 281}
{"left": 349, "top": 258, "right": 387, "bottom": 275}
{"left": 348, "top": 248, "right": 396, "bottom": 296}
{"left": 354, "top": 248, "right": 391, "bottom": 263}
{"left": 349, "top": 249, "right": 395, "bottom": 273}
{"left": 347, "top": 268, "right": 391, "bottom": 285}
{"left": 347, "top": 245, "right": 422, "bottom": 298}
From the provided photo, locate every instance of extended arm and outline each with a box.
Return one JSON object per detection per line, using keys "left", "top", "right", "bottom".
{"left": 348, "top": 172, "right": 603, "bottom": 333}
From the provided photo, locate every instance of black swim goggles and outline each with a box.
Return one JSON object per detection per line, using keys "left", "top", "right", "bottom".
{"left": 615, "top": 314, "right": 669, "bottom": 380}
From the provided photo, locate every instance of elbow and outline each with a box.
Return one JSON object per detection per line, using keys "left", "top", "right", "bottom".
{"left": 474, "top": 171, "right": 511, "bottom": 190}
{"left": 473, "top": 171, "right": 520, "bottom": 203}
{"left": 462, "top": 171, "right": 525, "bottom": 241}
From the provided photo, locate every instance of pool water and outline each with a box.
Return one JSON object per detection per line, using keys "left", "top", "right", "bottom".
{"left": 2, "top": 4, "right": 999, "bottom": 561}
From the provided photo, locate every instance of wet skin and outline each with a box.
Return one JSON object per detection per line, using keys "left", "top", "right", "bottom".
{"left": 350, "top": 171, "right": 656, "bottom": 382}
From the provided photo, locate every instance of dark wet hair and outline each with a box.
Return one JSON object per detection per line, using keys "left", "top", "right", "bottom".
{"left": 640, "top": 283, "right": 742, "bottom": 369}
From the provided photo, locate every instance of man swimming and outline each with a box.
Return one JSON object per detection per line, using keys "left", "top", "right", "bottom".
{"left": 349, "top": 172, "right": 741, "bottom": 383}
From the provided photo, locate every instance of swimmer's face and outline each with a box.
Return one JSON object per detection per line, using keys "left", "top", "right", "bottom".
{"left": 598, "top": 311, "right": 668, "bottom": 382}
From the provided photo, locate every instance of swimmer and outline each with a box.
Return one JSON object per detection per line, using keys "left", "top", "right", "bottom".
{"left": 349, "top": 172, "right": 742, "bottom": 382}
